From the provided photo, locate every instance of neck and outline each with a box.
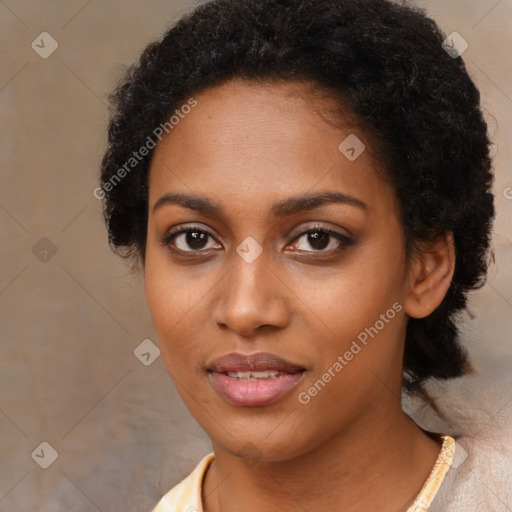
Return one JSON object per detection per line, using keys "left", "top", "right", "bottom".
{"left": 203, "top": 398, "right": 442, "bottom": 512}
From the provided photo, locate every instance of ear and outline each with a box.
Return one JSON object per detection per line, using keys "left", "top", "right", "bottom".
{"left": 404, "top": 232, "right": 455, "bottom": 319}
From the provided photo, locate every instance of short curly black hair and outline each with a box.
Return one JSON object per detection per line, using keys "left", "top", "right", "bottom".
{"left": 99, "top": 0, "right": 495, "bottom": 396}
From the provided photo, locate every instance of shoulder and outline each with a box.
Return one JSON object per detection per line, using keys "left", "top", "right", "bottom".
{"left": 151, "top": 452, "right": 215, "bottom": 512}
{"left": 405, "top": 367, "right": 512, "bottom": 511}
{"left": 429, "top": 432, "right": 512, "bottom": 511}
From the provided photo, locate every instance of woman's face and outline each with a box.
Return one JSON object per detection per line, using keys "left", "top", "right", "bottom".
{"left": 144, "top": 78, "right": 414, "bottom": 462}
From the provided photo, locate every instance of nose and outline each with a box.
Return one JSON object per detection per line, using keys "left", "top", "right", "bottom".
{"left": 212, "top": 248, "right": 291, "bottom": 337}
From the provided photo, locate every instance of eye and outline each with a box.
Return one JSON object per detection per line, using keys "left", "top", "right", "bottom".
{"left": 159, "top": 225, "right": 220, "bottom": 253}
{"left": 159, "top": 223, "right": 354, "bottom": 256}
{"left": 288, "top": 224, "right": 354, "bottom": 254}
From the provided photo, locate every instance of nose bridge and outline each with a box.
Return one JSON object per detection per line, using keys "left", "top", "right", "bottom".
{"left": 213, "top": 241, "right": 289, "bottom": 334}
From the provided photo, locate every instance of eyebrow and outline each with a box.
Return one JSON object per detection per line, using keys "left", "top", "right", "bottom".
{"left": 152, "top": 190, "right": 367, "bottom": 217}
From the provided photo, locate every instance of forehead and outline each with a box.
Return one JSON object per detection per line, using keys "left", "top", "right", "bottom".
{"left": 148, "top": 78, "right": 397, "bottom": 219}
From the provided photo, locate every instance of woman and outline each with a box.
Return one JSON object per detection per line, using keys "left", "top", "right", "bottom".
{"left": 99, "top": 0, "right": 503, "bottom": 510}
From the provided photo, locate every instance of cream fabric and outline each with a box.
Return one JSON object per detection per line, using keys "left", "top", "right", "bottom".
{"left": 151, "top": 435, "right": 456, "bottom": 512}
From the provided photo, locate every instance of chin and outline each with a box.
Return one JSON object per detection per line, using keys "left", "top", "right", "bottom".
{"left": 206, "top": 416, "right": 319, "bottom": 463}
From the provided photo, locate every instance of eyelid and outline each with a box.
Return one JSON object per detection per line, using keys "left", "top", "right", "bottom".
{"left": 287, "top": 222, "right": 353, "bottom": 242}
{"left": 158, "top": 223, "right": 219, "bottom": 248}
{"left": 166, "top": 222, "right": 214, "bottom": 237}
{"left": 286, "top": 223, "right": 354, "bottom": 252}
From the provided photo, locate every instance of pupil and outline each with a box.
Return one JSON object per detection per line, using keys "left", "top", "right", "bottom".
{"left": 309, "top": 231, "right": 329, "bottom": 250}
{"left": 187, "top": 231, "right": 207, "bottom": 249}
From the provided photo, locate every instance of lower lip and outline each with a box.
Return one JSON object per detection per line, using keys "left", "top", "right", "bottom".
{"left": 208, "top": 371, "right": 305, "bottom": 407}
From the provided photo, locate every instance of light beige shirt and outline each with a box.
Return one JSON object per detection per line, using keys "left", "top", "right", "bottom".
{"left": 152, "top": 435, "right": 456, "bottom": 512}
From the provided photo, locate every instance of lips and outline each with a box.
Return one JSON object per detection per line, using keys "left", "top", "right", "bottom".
{"left": 207, "top": 352, "right": 306, "bottom": 407}
{"left": 207, "top": 352, "right": 305, "bottom": 373}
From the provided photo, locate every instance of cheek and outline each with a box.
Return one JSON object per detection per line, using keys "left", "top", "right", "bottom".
{"left": 290, "top": 242, "right": 407, "bottom": 391}
{"left": 295, "top": 244, "right": 405, "bottom": 338}
{"left": 143, "top": 251, "right": 205, "bottom": 369}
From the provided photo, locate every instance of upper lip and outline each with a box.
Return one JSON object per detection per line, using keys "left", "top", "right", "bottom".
{"left": 207, "top": 352, "right": 305, "bottom": 373}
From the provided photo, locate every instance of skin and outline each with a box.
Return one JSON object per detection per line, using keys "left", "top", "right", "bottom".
{"left": 144, "top": 78, "right": 456, "bottom": 512}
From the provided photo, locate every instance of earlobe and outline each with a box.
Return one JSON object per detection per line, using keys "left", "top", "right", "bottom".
{"left": 404, "top": 232, "right": 455, "bottom": 319}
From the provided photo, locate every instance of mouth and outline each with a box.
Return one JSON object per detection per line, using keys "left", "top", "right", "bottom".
{"left": 206, "top": 352, "right": 306, "bottom": 407}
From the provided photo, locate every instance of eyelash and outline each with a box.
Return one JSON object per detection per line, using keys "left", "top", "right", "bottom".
{"left": 158, "top": 223, "right": 354, "bottom": 257}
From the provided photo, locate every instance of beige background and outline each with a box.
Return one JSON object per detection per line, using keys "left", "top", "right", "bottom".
{"left": 0, "top": 1, "right": 511, "bottom": 511}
